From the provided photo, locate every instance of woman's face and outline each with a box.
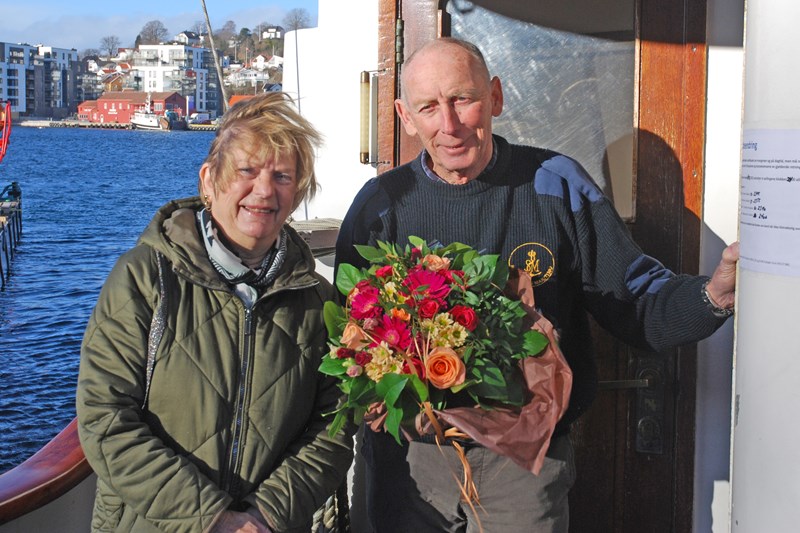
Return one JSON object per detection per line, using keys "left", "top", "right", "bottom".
{"left": 200, "top": 145, "right": 298, "bottom": 260}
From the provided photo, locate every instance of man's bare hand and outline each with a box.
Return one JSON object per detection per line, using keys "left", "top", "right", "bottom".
{"left": 706, "top": 241, "right": 739, "bottom": 310}
{"left": 211, "top": 510, "right": 272, "bottom": 533}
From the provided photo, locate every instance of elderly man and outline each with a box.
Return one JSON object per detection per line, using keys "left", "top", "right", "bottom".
{"left": 335, "top": 37, "right": 737, "bottom": 532}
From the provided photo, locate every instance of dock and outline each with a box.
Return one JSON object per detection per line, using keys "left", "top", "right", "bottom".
{"left": 0, "top": 182, "right": 22, "bottom": 289}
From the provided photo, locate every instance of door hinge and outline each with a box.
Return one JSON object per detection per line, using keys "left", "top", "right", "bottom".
{"left": 395, "top": 17, "right": 405, "bottom": 66}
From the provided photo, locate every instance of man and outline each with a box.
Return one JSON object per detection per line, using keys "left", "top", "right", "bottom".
{"left": 335, "top": 37, "right": 737, "bottom": 532}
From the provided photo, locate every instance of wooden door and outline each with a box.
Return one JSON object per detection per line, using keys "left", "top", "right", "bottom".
{"left": 375, "top": 1, "right": 707, "bottom": 531}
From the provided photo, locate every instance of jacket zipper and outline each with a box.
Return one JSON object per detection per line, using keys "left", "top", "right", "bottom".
{"left": 223, "top": 306, "right": 254, "bottom": 498}
{"left": 221, "top": 280, "right": 319, "bottom": 496}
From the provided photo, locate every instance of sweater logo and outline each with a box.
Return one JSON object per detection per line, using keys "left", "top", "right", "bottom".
{"left": 508, "top": 243, "right": 555, "bottom": 287}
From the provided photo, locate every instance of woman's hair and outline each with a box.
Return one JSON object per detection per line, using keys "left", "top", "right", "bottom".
{"left": 200, "top": 92, "right": 323, "bottom": 210}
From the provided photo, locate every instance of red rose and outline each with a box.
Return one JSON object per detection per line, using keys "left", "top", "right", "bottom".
{"left": 355, "top": 351, "right": 372, "bottom": 366}
{"left": 375, "top": 265, "right": 393, "bottom": 278}
{"left": 336, "top": 347, "right": 357, "bottom": 359}
{"left": 402, "top": 356, "right": 426, "bottom": 379}
{"left": 417, "top": 298, "right": 441, "bottom": 319}
{"left": 450, "top": 305, "right": 478, "bottom": 331}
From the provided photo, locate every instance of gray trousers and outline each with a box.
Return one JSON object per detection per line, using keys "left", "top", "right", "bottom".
{"left": 363, "top": 431, "right": 576, "bottom": 532}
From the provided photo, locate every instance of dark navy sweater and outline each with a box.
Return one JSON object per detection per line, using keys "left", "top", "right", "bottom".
{"left": 335, "top": 135, "right": 726, "bottom": 430}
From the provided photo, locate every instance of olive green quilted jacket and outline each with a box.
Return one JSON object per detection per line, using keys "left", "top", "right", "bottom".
{"left": 77, "top": 197, "right": 353, "bottom": 532}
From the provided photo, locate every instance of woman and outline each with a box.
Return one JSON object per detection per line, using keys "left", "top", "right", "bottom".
{"left": 76, "top": 93, "right": 353, "bottom": 533}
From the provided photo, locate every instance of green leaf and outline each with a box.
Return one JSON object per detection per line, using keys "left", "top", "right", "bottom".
{"left": 354, "top": 244, "right": 388, "bottom": 264}
{"left": 349, "top": 375, "right": 377, "bottom": 404}
{"left": 319, "top": 356, "right": 349, "bottom": 376}
{"left": 335, "top": 263, "right": 364, "bottom": 295}
{"left": 327, "top": 411, "right": 349, "bottom": 438}
{"left": 408, "top": 235, "right": 426, "bottom": 250}
{"left": 384, "top": 404, "right": 404, "bottom": 445}
{"left": 376, "top": 373, "right": 409, "bottom": 407}
{"left": 523, "top": 329, "right": 549, "bottom": 357}
{"left": 323, "top": 301, "right": 346, "bottom": 339}
{"left": 407, "top": 374, "right": 429, "bottom": 403}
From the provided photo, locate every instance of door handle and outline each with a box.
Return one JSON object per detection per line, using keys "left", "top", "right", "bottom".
{"left": 597, "top": 378, "right": 652, "bottom": 390}
{"left": 598, "top": 360, "right": 666, "bottom": 454}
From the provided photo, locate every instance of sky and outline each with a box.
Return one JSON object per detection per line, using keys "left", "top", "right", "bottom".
{"left": 0, "top": 0, "right": 319, "bottom": 53}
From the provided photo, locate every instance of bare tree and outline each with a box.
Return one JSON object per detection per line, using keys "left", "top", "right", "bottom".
{"left": 100, "top": 35, "right": 121, "bottom": 57}
{"left": 139, "top": 20, "right": 170, "bottom": 45}
{"left": 80, "top": 48, "right": 101, "bottom": 59}
{"left": 190, "top": 20, "right": 207, "bottom": 36}
{"left": 282, "top": 8, "right": 311, "bottom": 31}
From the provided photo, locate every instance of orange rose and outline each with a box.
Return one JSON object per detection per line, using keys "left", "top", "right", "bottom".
{"left": 391, "top": 307, "right": 411, "bottom": 321}
{"left": 341, "top": 321, "right": 369, "bottom": 350}
{"left": 425, "top": 347, "right": 466, "bottom": 389}
{"left": 422, "top": 254, "right": 451, "bottom": 272}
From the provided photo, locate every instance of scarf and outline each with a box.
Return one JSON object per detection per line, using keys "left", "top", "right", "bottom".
{"left": 197, "top": 208, "right": 287, "bottom": 307}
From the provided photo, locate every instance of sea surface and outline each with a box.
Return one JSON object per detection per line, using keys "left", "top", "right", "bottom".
{"left": 0, "top": 125, "right": 215, "bottom": 473}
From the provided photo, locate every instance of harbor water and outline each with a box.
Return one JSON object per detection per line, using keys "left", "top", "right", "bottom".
{"left": 0, "top": 125, "right": 215, "bottom": 473}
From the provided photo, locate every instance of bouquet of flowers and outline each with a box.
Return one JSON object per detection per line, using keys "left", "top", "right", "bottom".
{"left": 321, "top": 237, "right": 572, "bottom": 475}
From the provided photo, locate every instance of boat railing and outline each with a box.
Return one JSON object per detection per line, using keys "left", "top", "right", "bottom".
{"left": 0, "top": 418, "right": 94, "bottom": 528}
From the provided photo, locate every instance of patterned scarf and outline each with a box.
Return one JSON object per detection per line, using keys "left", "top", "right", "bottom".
{"left": 197, "top": 208, "right": 287, "bottom": 307}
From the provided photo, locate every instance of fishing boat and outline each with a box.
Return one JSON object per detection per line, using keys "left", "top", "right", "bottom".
{"left": 130, "top": 94, "right": 187, "bottom": 131}
{"left": 0, "top": 0, "right": 755, "bottom": 530}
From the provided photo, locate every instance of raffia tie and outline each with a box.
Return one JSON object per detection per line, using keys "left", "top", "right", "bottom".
{"left": 421, "top": 402, "right": 484, "bottom": 531}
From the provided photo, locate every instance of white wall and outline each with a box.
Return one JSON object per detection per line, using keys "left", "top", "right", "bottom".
{"left": 282, "top": 0, "right": 380, "bottom": 222}
{"left": 695, "top": 0, "right": 745, "bottom": 531}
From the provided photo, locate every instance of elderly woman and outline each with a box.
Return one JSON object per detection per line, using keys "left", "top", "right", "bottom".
{"left": 76, "top": 93, "right": 353, "bottom": 533}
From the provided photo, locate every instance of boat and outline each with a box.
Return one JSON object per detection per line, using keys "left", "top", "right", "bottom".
{"left": 0, "top": 101, "right": 10, "bottom": 164}
{"left": 130, "top": 94, "right": 187, "bottom": 131}
{"left": 0, "top": 0, "right": 758, "bottom": 530}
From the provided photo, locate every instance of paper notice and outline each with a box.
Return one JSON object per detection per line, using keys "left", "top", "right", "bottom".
{"left": 739, "top": 129, "right": 800, "bottom": 276}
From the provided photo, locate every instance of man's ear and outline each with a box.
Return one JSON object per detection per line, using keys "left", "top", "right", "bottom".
{"left": 395, "top": 98, "right": 419, "bottom": 137}
{"left": 490, "top": 76, "right": 504, "bottom": 117}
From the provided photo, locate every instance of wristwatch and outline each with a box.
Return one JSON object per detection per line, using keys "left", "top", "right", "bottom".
{"left": 701, "top": 279, "right": 734, "bottom": 317}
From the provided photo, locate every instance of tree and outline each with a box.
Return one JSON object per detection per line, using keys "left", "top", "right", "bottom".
{"left": 190, "top": 20, "right": 207, "bottom": 36}
{"left": 100, "top": 35, "right": 121, "bottom": 57}
{"left": 80, "top": 48, "right": 101, "bottom": 59}
{"left": 139, "top": 20, "right": 170, "bottom": 45}
{"left": 282, "top": 8, "right": 311, "bottom": 31}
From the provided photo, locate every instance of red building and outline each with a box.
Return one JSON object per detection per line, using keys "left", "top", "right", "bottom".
{"left": 79, "top": 91, "right": 187, "bottom": 124}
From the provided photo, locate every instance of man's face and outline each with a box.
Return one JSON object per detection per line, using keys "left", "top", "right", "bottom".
{"left": 395, "top": 44, "right": 503, "bottom": 184}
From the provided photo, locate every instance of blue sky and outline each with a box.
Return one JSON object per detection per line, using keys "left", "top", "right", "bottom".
{"left": 0, "top": 0, "right": 319, "bottom": 52}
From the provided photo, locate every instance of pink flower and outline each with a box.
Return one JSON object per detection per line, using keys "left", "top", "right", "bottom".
{"left": 350, "top": 285, "right": 382, "bottom": 320}
{"left": 372, "top": 315, "right": 412, "bottom": 350}
{"left": 450, "top": 305, "right": 478, "bottom": 331}
{"left": 403, "top": 269, "right": 451, "bottom": 300}
{"left": 346, "top": 365, "right": 364, "bottom": 377}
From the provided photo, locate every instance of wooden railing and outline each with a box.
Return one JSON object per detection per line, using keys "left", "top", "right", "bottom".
{"left": 0, "top": 418, "right": 93, "bottom": 525}
{"left": 0, "top": 198, "right": 22, "bottom": 289}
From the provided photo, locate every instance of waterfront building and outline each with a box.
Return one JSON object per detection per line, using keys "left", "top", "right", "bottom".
{"left": 78, "top": 91, "right": 185, "bottom": 124}
{"left": 0, "top": 42, "right": 82, "bottom": 118}
{"left": 129, "top": 44, "right": 221, "bottom": 117}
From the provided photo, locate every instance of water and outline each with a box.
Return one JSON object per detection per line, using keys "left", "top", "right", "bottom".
{"left": 0, "top": 126, "right": 215, "bottom": 473}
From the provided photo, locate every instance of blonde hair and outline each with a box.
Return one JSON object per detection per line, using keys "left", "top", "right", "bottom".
{"left": 200, "top": 92, "right": 322, "bottom": 210}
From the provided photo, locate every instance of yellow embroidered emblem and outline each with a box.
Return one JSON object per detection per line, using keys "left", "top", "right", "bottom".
{"left": 508, "top": 242, "right": 555, "bottom": 287}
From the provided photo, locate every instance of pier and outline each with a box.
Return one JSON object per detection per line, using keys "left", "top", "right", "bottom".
{"left": 0, "top": 182, "right": 22, "bottom": 289}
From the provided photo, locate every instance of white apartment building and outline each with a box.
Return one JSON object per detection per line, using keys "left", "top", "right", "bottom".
{"left": 0, "top": 42, "right": 79, "bottom": 117}
{"left": 132, "top": 44, "right": 221, "bottom": 116}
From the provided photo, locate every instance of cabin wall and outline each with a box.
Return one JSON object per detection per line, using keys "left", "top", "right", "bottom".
{"left": 695, "top": 0, "right": 745, "bottom": 531}
{"left": 281, "top": 0, "right": 380, "bottom": 222}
